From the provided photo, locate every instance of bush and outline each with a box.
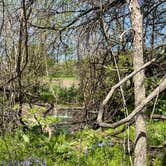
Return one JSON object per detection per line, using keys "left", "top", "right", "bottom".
{"left": 53, "top": 85, "right": 83, "bottom": 105}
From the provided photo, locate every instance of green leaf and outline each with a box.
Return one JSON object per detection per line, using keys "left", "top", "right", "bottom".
{"left": 22, "top": 134, "right": 30, "bottom": 143}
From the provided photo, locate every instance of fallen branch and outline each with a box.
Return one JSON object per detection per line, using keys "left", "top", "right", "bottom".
{"left": 151, "top": 114, "right": 166, "bottom": 120}
{"left": 98, "top": 76, "right": 166, "bottom": 128}
{"left": 97, "top": 58, "right": 156, "bottom": 123}
{"left": 149, "top": 145, "right": 166, "bottom": 150}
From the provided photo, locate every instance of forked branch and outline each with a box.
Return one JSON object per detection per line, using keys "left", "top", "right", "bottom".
{"left": 97, "top": 76, "right": 166, "bottom": 128}
{"left": 97, "top": 58, "right": 156, "bottom": 123}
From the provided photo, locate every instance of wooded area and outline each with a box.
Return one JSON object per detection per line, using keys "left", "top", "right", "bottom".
{"left": 0, "top": 0, "right": 165, "bottom": 165}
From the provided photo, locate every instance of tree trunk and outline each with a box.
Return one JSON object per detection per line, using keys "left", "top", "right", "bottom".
{"left": 17, "top": 0, "right": 24, "bottom": 127}
{"left": 128, "top": 1, "right": 147, "bottom": 165}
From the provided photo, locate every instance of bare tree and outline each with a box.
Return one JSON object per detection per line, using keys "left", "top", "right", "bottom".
{"left": 126, "top": 0, "right": 146, "bottom": 165}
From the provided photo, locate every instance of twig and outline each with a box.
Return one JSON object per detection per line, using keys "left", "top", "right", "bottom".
{"left": 150, "top": 87, "right": 159, "bottom": 122}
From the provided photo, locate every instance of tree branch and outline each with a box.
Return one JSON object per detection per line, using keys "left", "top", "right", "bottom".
{"left": 151, "top": 114, "right": 166, "bottom": 120}
{"left": 98, "top": 76, "right": 166, "bottom": 128}
{"left": 97, "top": 58, "right": 156, "bottom": 123}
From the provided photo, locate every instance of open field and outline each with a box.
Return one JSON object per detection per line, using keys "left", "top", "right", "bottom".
{"left": 42, "top": 77, "right": 80, "bottom": 88}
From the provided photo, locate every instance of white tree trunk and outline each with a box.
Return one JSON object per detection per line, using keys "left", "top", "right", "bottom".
{"left": 128, "top": 1, "right": 147, "bottom": 165}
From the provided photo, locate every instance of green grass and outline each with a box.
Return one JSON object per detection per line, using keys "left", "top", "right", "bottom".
{"left": 147, "top": 121, "right": 166, "bottom": 146}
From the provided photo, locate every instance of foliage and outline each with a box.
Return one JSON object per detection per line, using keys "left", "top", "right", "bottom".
{"left": 0, "top": 129, "right": 129, "bottom": 166}
{"left": 0, "top": 121, "right": 165, "bottom": 165}
{"left": 55, "top": 85, "right": 82, "bottom": 105}
{"left": 40, "top": 91, "right": 55, "bottom": 102}
{"left": 40, "top": 83, "right": 82, "bottom": 105}
{"left": 147, "top": 121, "right": 166, "bottom": 146}
{"left": 0, "top": 0, "right": 165, "bottom": 165}
{"left": 49, "top": 60, "right": 78, "bottom": 78}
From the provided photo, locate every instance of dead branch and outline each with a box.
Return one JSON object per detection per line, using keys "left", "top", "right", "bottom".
{"left": 151, "top": 114, "right": 166, "bottom": 120}
{"left": 97, "top": 58, "right": 156, "bottom": 123}
{"left": 149, "top": 145, "right": 166, "bottom": 150}
{"left": 120, "top": 28, "right": 135, "bottom": 43}
{"left": 43, "top": 103, "right": 54, "bottom": 118}
{"left": 98, "top": 76, "right": 166, "bottom": 128}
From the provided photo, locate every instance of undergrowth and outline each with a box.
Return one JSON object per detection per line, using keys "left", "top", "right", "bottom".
{"left": 0, "top": 121, "right": 165, "bottom": 165}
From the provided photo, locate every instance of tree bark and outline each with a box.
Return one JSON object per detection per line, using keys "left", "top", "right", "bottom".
{"left": 17, "top": 0, "right": 24, "bottom": 127}
{"left": 128, "top": 1, "right": 147, "bottom": 165}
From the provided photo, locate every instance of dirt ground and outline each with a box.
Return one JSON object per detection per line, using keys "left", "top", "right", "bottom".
{"left": 53, "top": 79, "right": 80, "bottom": 88}
{"left": 43, "top": 78, "right": 80, "bottom": 88}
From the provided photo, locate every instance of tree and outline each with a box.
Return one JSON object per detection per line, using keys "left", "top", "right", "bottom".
{"left": 0, "top": 0, "right": 165, "bottom": 164}
{"left": 127, "top": 0, "right": 146, "bottom": 165}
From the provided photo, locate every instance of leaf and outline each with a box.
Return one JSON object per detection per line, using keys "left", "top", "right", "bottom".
{"left": 22, "top": 134, "right": 30, "bottom": 143}
{"left": 108, "top": 65, "right": 113, "bottom": 71}
{"left": 13, "top": 104, "right": 20, "bottom": 111}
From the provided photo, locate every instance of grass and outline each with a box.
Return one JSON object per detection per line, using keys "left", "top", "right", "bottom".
{"left": 42, "top": 75, "right": 78, "bottom": 81}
